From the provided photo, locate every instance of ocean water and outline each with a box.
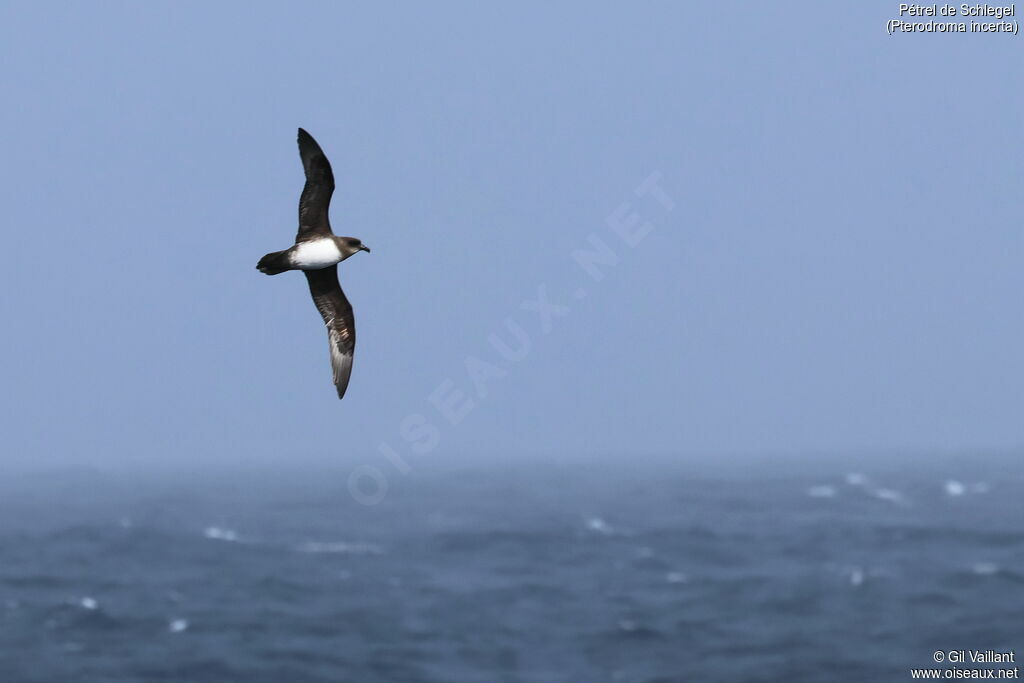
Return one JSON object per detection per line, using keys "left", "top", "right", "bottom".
{"left": 1, "top": 457, "right": 1021, "bottom": 682}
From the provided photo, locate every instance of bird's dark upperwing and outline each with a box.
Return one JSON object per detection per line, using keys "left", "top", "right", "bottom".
{"left": 296, "top": 128, "right": 335, "bottom": 242}
{"left": 305, "top": 266, "right": 356, "bottom": 399}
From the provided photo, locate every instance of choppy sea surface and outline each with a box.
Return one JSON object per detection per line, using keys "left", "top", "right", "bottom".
{"left": 1, "top": 456, "right": 1021, "bottom": 682}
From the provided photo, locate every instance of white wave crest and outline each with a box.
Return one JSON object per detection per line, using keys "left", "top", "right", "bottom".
{"left": 295, "top": 541, "right": 383, "bottom": 555}
{"left": 203, "top": 527, "right": 239, "bottom": 542}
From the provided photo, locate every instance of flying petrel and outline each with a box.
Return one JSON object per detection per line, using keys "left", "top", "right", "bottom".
{"left": 257, "top": 128, "right": 370, "bottom": 399}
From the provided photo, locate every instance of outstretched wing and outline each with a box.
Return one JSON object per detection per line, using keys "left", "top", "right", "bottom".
{"left": 305, "top": 266, "right": 356, "bottom": 399}
{"left": 296, "top": 128, "right": 335, "bottom": 242}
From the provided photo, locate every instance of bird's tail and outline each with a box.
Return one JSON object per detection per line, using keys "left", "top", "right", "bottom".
{"left": 257, "top": 250, "right": 291, "bottom": 275}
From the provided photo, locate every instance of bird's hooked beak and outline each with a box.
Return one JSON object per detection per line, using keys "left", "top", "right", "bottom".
{"left": 360, "top": 245, "right": 371, "bottom": 253}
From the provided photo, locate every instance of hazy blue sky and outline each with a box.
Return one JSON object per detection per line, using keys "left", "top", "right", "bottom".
{"left": 1, "top": 2, "right": 1021, "bottom": 472}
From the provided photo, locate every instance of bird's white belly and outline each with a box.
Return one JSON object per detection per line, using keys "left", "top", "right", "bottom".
{"left": 291, "top": 239, "right": 342, "bottom": 269}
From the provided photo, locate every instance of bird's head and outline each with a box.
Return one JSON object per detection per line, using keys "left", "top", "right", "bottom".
{"left": 337, "top": 236, "right": 371, "bottom": 260}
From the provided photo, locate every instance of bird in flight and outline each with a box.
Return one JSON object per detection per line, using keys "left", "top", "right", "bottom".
{"left": 257, "top": 129, "right": 371, "bottom": 399}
